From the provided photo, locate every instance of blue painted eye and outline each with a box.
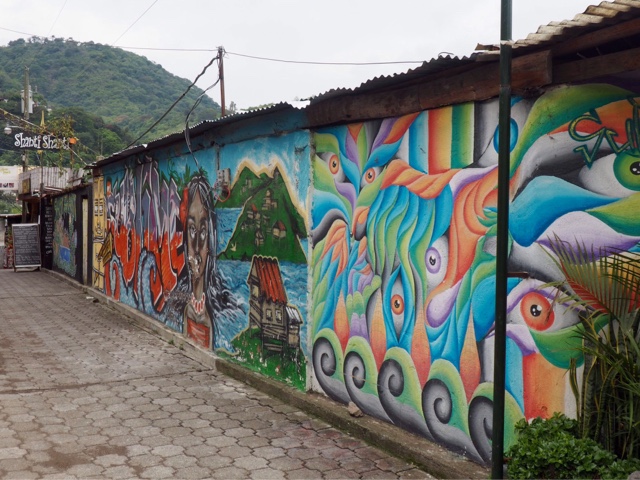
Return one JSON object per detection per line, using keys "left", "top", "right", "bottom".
{"left": 493, "top": 118, "right": 518, "bottom": 153}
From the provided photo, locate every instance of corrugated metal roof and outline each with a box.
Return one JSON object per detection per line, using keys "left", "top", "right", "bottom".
{"left": 95, "top": 0, "right": 640, "bottom": 167}
{"left": 479, "top": 0, "right": 640, "bottom": 55}
{"left": 311, "top": 0, "right": 640, "bottom": 102}
{"left": 252, "top": 255, "right": 287, "bottom": 304}
{"left": 95, "top": 102, "right": 297, "bottom": 167}
{"left": 310, "top": 54, "right": 476, "bottom": 103}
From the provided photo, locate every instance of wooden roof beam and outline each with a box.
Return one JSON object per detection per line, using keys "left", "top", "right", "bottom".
{"left": 552, "top": 17, "right": 640, "bottom": 57}
{"left": 306, "top": 51, "right": 551, "bottom": 126}
{"left": 554, "top": 45, "right": 640, "bottom": 83}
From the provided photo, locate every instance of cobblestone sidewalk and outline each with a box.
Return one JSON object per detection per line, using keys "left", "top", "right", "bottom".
{"left": 0, "top": 269, "right": 433, "bottom": 479}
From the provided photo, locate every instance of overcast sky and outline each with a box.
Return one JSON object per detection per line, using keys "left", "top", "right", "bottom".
{"left": 0, "top": 0, "right": 600, "bottom": 111}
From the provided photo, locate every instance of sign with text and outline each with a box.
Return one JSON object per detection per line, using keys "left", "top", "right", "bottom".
{"left": 12, "top": 223, "right": 41, "bottom": 270}
{"left": 0, "top": 165, "right": 20, "bottom": 191}
{"left": 12, "top": 132, "right": 72, "bottom": 151}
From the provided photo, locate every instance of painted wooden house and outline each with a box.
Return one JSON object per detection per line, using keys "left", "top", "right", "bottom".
{"left": 272, "top": 220, "right": 286, "bottom": 239}
{"left": 247, "top": 255, "right": 301, "bottom": 354}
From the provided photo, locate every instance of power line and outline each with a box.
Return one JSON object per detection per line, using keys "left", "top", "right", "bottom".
{"left": 47, "top": 0, "right": 68, "bottom": 37}
{"left": 118, "top": 45, "right": 216, "bottom": 52}
{"left": 117, "top": 45, "right": 424, "bottom": 65}
{"left": 124, "top": 52, "right": 219, "bottom": 149}
{"left": 0, "top": 26, "right": 39, "bottom": 37}
{"left": 0, "top": 26, "right": 425, "bottom": 66}
{"left": 226, "top": 51, "right": 424, "bottom": 66}
{"left": 111, "top": 0, "right": 159, "bottom": 46}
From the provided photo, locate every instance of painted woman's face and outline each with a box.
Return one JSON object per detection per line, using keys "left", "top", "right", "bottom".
{"left": 187, "top": 190, "right": 208, "bottom": 283}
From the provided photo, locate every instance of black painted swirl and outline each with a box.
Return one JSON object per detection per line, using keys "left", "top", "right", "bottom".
{"left": 344, "top": 352, "right": 366, "bottom": 389}
{"left": 468, "top": 395, "right": 493, "bottom": 464}
{"left": 378, "top": 359, "right": 432, "bottom": 439}
{"left": 312, "top": 337, "right": 350, "bottom": 404}
{"left": 343, "top": 351, "right": 391, "bottom": 422}
{"left": 422, "top": 378, "right": 482, "bottom": 462}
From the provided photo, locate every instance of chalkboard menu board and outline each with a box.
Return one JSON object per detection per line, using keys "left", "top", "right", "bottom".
{"left": 12, "top": 223, "right": 41, "bottom": 270}
{"left": 41, "top": 199, "right": 54, "bottom": 269}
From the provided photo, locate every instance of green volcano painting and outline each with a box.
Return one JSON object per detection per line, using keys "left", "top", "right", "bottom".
{"left": 218, "top": 164, "right": 307, "bottom": 264}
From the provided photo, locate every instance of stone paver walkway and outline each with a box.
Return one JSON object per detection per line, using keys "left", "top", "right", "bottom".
{"left": 0, "top": 269, "right": 433, "bottom": 479}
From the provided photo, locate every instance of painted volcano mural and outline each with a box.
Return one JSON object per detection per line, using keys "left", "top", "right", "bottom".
{"left": 218, "top": 164, "right": 307, "bottom": 264}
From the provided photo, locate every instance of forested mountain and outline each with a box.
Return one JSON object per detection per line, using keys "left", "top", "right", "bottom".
{"left": 0, "top": 37, "right": 221, "bottom": 165}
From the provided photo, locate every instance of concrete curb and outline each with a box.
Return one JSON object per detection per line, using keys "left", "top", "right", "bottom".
{"left": 43, "top": 269, "right": 489, "bottom": 479}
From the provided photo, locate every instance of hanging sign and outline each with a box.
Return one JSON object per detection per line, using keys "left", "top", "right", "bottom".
{"left": 12, "top": 132, "right": 72, "bottom": 151}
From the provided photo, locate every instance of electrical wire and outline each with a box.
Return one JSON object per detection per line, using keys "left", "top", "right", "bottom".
{"left": 116, "top": 45, "right": 425, "bottom": 65}
{"left": 124, "top": 53, "right": 219, "bottom": 149}
{"left": 0, "top": 26, "right": 425, "bottom": 66}
{"left": 225, "top": 50, "right": 424, "bottom": 65}
{"left": 0, "top": 26, "right": 38, "bottom": 37}
{"left": 47, "top": 0, "right": 68, "bottom": 37}
{"left": 184, "top": 76, "right": 220, "bottom": 171}
{"left": 111, "top": 0, "right": 159, "bottom": 46}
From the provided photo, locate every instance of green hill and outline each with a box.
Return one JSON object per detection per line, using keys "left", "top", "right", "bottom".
{"left": 219, "top": 165, "right": 307, "bottom": 264}
{"left": 0, "top": 37, "right": 221, "bottom": 148}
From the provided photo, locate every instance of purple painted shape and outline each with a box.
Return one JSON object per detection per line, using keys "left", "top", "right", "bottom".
{"left": 350, "top": 313, "right": 369, "bottom": 341}
{"left": 336, "top": 181, "right": 356, "bottom": 212}
{"left": 426, "top": 280, "right": 462, "bottom": 328}
{"left": 371, "top": 118, "right": 395, "bottom": 152}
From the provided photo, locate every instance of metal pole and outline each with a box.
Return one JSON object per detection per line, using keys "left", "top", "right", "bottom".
{"left": 21, "top": 67, "right": 30, "bottom": 222}
{"left": 491, "top": 0, "right": 512, "bottom": 478}
{"left": 218, "top": 46, "right": 226, "bottom": 117}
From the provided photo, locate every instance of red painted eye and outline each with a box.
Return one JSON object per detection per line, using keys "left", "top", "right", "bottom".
{"left": 520, "top": 292, "right": 554, "bottom": 331}
{"left": 364, "top": 168, "right": 376, "bottom": 184}
{"left": 391, "top": 294, "right": 404, "bottom": 315}
{"left": 329, "top": 154, "right": 340, "bottom": 175}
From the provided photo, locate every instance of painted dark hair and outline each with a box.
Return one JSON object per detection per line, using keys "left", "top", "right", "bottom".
{"left": 165, "top": 172, "right": 240, "bottom": 349}
{"left": 185, "top": 174, "right": 217, "bottom": 287}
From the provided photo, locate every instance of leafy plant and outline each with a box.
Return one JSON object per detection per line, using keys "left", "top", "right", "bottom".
{"left": 547, "top": 236, "right": 640, "bottom": 460}
{"left": 506, "top": 413, "right": 617, "bottom": 479}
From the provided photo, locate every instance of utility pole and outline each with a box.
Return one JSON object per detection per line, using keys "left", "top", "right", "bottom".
{"left": 491, "top": 0, "right": 512, "bottom": 478}
{"left": 218, "top": 46, "right": 226, "bottom": 117}
{"left": 21, "top": 67, "right": 30, "bottom": 222}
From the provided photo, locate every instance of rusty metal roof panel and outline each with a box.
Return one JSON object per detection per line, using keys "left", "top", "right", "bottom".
{"left": 510, "top": 0, "right": 640, "bottom": 48}
{"left": 96, "top": 0, "right": 640, "bottom": 169}
{"left": 313, "top": 1, "right": 640, "bottom": 100}
{"left": 310, "top": 54, "right": 476, "bottom": 102}
{"left": 94, "top": 102, "right": 299, "bottom": 167}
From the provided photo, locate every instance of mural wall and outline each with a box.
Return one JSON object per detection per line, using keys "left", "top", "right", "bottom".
{"left": 310, "top": 84, "right": 640, "bottom": 463}
{"left": 53, "top": 193, "right": 78, "bottom": 277}
{"left": 95, "top": 131, "right": 310, "bottom": 389}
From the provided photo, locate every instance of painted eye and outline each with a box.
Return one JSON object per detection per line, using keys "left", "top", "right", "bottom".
{"left": 391, "top": 294, "right": 404, "bottom": 315}
{"left": 200, "top": 227, "right": 207, "bottom": 242}
{"left": 425, "top": 236, "right": 448, "bottom": 291}
{"left": 520, "top": 292, "right": 555, "bottom": 331}
{"left": 614, "top": 151, "right": 640, "bottom": 191}
{"left": 364, "top": 168, "right": 376, "bottom": 184}
{"left": 189, "top": 224, "right": 196, "bottom": 239}
{"left": 329, "top": 154, "right": 340, "bottom": 175}
{"left": 425, "top": 247, "right": 441, "bottom": 274}
{"left": 493, "top": 118, "right": 518, "bottom": 153}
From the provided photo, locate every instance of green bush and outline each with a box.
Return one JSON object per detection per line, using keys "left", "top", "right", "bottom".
{"left": 506, "top": 413, "right": 640, "bottom": 479}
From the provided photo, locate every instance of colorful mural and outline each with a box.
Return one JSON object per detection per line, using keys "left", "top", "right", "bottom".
{"left": 92, "top": 176, "right": 106, "bottom": 291}
{"left": 53, "top": 193, "right": 77, "bottom": 277}
{"left": 97, "top": 132, "right": 310, "bottom": 389}
{"left": 310, "top": 84, "right": 640, "bottom": 462}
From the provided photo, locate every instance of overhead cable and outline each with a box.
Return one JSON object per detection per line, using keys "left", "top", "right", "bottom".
{"left": 124, "top": 53, "right": 220, "bottom": 149}
{"left": 111, "top": 0, "right": 159, "bottom": 46}
{"left": 47, "top": 0, "right": 69, "bottom": 37}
